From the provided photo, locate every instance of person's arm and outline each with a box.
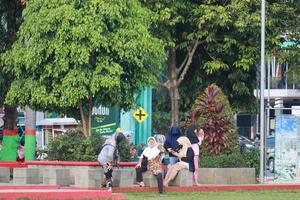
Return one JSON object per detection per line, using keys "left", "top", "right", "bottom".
{"left": 180, "top": 148, "right": 194, "bottom": 163}
{"left": 135, "top": 150, "right": 144, "bottom": 168}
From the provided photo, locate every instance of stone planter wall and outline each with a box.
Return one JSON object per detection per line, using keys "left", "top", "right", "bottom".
{"left": 199, "top": 168, "right": 256, "bottom": 184}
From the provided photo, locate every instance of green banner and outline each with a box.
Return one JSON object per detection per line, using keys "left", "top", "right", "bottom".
{"left": 91, "top": 106, "right": 119, "bottom": 136}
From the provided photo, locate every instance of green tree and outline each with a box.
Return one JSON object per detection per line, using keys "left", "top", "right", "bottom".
{"left": 144, "top": 0, "right": 300, "bottom": 125}
{"left": 2, "top": 0, "right": 165, "bottom": 137}
{"left": 0, "top": 0, "right": 25, "bottom": 161}
{"left": 0, "top": 0, "right": 24, "bottom": 131}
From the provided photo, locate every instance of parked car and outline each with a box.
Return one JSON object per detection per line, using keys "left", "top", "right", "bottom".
{"left": 239, "top": 136, "right": 257, "bottom": 152}
{"left": 254, "top": 135, "right": 275, "bottom": 173}
{"left": 266, "top": 137, "right": 275, "bottom": 173}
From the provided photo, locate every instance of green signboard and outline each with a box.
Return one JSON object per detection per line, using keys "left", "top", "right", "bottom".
{"left": 91, "top": 106, "right": 119, "bottom": 136}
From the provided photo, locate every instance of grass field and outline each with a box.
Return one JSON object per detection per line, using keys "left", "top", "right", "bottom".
{"left": 125, "top": 190, "right": 300, "bottom": 200}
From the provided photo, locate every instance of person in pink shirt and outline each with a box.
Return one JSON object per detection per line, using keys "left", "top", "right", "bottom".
{"left": 186, "top": 124, "right": 204, "bottom": 186}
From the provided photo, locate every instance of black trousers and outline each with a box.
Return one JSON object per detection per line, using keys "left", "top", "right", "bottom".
{"left": 103, "top": 168, "right": 113, "bottom": 187}
{"left": 136, "top": 168, "right": 163, "bottom": 194}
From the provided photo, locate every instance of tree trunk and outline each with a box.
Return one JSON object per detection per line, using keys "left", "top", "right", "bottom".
{"left": 167, "top": 48, "right": 180, "bottom": 125}
{"left": 3, "top": 105, "right": 18, "bottom": 130}
{"left": 25, "top": 106, "right": 36, "bottom": 160}
{"left": 79, "top": 103, "right": 88, "bottom": 137}
{"left": 170, "top": 86, "right": 180, "bottom": 125}
{"left": 87, "top": 98, "right": 93, "bottom": 137}
{"left": 1, "top": 105, "right": 18, "bottom": 161}
{"left": 78, "top": 98, "right": 93, "bottom": 137}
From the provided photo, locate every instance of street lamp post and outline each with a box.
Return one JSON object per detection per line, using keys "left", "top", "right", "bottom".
{"left": 260, "top": 0, "right": 266, "bottom": 183}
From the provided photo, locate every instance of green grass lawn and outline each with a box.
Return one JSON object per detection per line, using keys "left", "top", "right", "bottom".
{"left": 125, "top": 190, "right": 300, "bottom": 200}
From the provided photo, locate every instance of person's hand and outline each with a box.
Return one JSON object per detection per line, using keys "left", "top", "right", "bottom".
{"left": 170, "top": 150, "right": 178, "bottom": 157}
{"left": 107, "top": 164, "right": 113, "bottom": 170}
{"left": 135, "top": 163, "right": 141, "bottom": 168}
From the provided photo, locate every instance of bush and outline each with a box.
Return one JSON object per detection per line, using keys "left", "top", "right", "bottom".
{"left": 47, "top": 129, "right": 104, "bottom": 161}
{"left": 200, "top": 149, "right": 260, "bottom": 176}
{"left": 118, "top": 139, "right": 131, "bottom": 162}
{"left": 191, "top": 84, "right": 238, "bottom": 155}
{"left": 46, "top": 129, "right": 132, "bottom": 162}
{"left": 201, "top": 153, "right": 247, "bottom": 168}
{"left": 242, "top": 148, "right": 260, "bottom": 176}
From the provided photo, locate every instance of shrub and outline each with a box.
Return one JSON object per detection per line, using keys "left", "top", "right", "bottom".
{"left": 201, "top": 153, "right": 247, "bottom": 168}
{"left": 192, "top": 84, "right": 238, "bottom": 155}
{"left": 200, "top": 149, "right": 260, "bottom": 176}
{"left": 46, "top": 129, "right": 132, "bottom": 162}
{"left": 242, "top": 148, "right": 260, "bottom": 175}
{"left": 47, "top": 129, "right": 104, "bottom": 161}
{"left": 118, "top": 139, "right": 131, "bottom": 162}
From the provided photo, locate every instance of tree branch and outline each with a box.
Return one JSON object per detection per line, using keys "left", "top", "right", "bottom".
{"left": 176, "top": 54, "right": 189, "bottom": 74}
{"left": 158, "top": 80, "right": 170, "bottom": 89}
{"left": 177, "top": 40, "right": 200, "bottom": 86}
{"left": 201, "top": 43, "right": 218, "bottom": 61}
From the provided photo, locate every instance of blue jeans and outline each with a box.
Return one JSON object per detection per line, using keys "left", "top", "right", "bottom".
{"left": 169, "top": 156, "right": 178, "bottom": 165}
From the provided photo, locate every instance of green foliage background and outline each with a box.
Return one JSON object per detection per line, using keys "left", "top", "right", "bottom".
{"left": 47, "top": 129, "right": 130, "bottom": 162}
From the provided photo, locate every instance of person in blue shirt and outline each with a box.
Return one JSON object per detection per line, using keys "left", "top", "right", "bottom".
{"left": 163, "top": 125, "right": 183, "bottom": 165}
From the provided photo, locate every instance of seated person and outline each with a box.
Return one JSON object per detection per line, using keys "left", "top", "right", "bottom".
{"left": 163, "top": 136, "right": 194, "bottom": 186}
{"left": 135, "top": 137, "right": 164, "bottom": 194}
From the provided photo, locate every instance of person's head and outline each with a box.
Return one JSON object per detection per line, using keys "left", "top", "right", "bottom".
{"left": 147, "top": 137, "right": 157, "bottom": 148}
{"left": 196, "top": 128, "right": 204, "bottom": 137}
{"left": 169, "top": 125, "right": 182, "bottom": 136}
{"left": 177, "top": 136, "right": 192, "bottom": 148}
{"left": 115, "top": 132, "right": 125, "bottom": 146}
{"left": 130, "top": 145, "right": 137, "bottom": 156}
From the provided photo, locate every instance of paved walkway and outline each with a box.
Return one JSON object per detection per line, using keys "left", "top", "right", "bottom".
{"left": 1, "top": 182, "right": 300, "bottom": 199}
{"left": 0, "top": 184, "right": 126, "bottom": 200}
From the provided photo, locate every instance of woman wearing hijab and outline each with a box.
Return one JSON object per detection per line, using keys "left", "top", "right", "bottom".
{"left": 186, "top": 124, "right": 204, "bottom": 186}
{"left": 97, "top": 128, "right": 125, "bottom": 190}
{"left": 135, "top": 137, "right": 164, "bottom": 194}
{"left": 163, "top": 136, "right": 195, "bottom": 186}
{"left": 163, "top": 125, "right": 183, "bottom": 164}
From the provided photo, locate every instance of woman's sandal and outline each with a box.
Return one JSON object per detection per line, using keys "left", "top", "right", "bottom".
{"left": 139, "top": 182, "right": 145, "bottom": 187}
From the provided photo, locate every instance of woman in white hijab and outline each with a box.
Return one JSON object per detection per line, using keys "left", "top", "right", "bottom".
{"left": 163, "top": 136, "right": 195, "bottom": 186}
{"left": 135, "top": 137, "right": 164, "bottom": 194}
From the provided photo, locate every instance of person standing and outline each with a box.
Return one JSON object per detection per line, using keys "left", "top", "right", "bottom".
{"left": 186, "top": 124, "right": 204, "bottom": 186}
{"left": 163, "top": 125, "right": 183, "bottom": 165}
{"left": 97, "top": 128, "right": 125, "bottom": 190}
{"left": 135, "top": 137, "right": 164, "bottom": 193}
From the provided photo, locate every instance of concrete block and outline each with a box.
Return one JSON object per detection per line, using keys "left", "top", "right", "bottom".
{"left": 198, "top": 168, "right": 256, "bottom": 184}
{"left": 74, "top": 168, "right": 103, "bottom": 188}
{"left": 43, "top": 168, "right": 70, "bottom": 186}
{"left": 13, "top": 168, "right": 39, "bottom": 184}
{"left": 113, "top": 168, "right": 135, "bottom": 187}
{"left": 169, "top": 169, "right": 193, "bottom": 186}
{"left": 0, "top": 167, "right": 10, "bottom": 183}
{"left": 143, "top": 171, "right": 157, "bottom": 187}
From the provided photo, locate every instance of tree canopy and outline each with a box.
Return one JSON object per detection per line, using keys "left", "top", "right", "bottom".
{"left": 1, "top": 0, "right": 165, "bottom": 136}
{"left": 148, "top": 0, "right": 300, "bottom": 124}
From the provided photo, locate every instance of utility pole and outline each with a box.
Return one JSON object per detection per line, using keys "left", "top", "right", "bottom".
{"left": 260, "top": 0, "right": 266, "bottom": 183}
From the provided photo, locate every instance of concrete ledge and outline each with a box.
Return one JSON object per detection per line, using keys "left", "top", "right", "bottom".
{"left": 74, "top": 168, "right": 103, "bottom": 188}
{"left": 170, "top": 169, "right": 193, "bottom": 187}
{"left": 43, "top": 168, "right": 70, "bottom": 186}
{"left": 199, "top": 168, "right": 256, "bottom": 184}
{"left": 143, "top": 171, "right": 157, "bottom": 187}
{"left": 0, "top": 167, "right": 10, "bottom": 183}
{"left": 113, "top": 168, "right": 135, "bottom": 187}
{"left": 13, "top": 168, "right": 39, "bottom": 184}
